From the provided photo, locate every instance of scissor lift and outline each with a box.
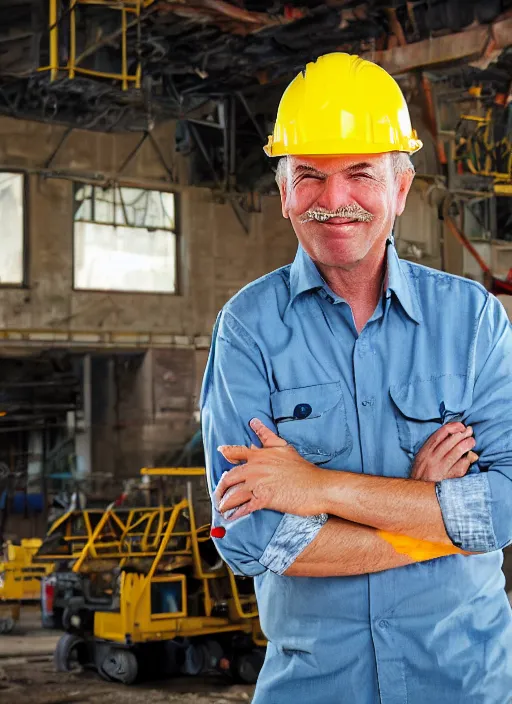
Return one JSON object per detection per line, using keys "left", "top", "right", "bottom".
{"left": 0, "top": 539, "right": 54, "bottom": 633}
{"left": 53, "top": 468, "right": 266, "bottom": 685}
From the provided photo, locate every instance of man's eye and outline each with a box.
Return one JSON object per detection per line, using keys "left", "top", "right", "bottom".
{"left": 352, "top": 173, "right": 372, "bottom": 180}
{"left": 299, "top": 174, "right": 323, "bottom": 182}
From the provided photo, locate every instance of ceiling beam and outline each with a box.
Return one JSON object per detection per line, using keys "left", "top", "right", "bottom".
{"left": 363, "top": 13, "right": 512, "bottom": 75}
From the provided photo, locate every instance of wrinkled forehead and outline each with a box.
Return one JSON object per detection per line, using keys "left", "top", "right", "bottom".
{"left": 288, "top": 153, "right": 392, "bottom": 177}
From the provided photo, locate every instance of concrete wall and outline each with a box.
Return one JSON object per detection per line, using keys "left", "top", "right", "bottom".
{"left": 0, "top": 117, "right": 298, "bottom": 483}
{"left": 0, "top": 116, "right": 295, "bottom": 337}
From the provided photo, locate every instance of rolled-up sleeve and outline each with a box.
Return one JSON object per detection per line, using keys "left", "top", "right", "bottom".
{"left": 436, "top": 294, "right": 512, "bottom": 552}
{"left": 200, "top": 310, "right": 327, "bottom": 577}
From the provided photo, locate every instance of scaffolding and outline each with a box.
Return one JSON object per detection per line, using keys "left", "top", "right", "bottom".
{"left": 41, "top": 0, "right": 156, "bottom": 89}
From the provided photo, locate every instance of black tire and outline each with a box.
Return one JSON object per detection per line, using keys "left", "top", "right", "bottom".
{"left": 52, "top": 608, "right": 64, "bottom": 630}
{"left": 41, "top": 613, "right": 56, "bottom": 630}
{"left": 54, "top": 633, "right": 88, "bottom": 672}
{"left": 61, "top": 607, "right": 72, "bottom": 631}
{"left": 3, "top": 617, "right": 15, "bottom": 634}
{"left": 164, "top": 640, "right": 184, "bottom": 676}
{"left": 0, "top": 617, "right": 15, "bottom": 634}
{"left": 182, "top": 643, "right": 205, "bottom": 676}
{"left": 99, "top": 647, "right": 138, "bottom": 685}
{"left": 233, "top": 649, "right": 265, "bottom": 684}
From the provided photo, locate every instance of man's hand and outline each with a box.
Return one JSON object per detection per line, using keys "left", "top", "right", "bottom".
{"left": 216, "top": 418, "right": 324, "bottom": 520}
{"left": 411, "top": 422, "right": 478, "bottom": 481}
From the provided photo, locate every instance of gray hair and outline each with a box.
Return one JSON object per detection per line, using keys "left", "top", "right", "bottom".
{"left": 275, "top": 152, "right": 414, "bottom": 192}
{"left": 390, "top": 152, "right": 415, "bottom": 176}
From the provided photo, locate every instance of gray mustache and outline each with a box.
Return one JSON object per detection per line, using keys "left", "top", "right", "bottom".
{"left": 298, "top": 204, "right": 374, "bottom": 224}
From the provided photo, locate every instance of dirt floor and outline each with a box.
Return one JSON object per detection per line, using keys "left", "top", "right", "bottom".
{"left": 0, "top": 609, "right": 255, "bottom": 704}
{"left": 3, "top": 559, "right": 512, "bottom": 704}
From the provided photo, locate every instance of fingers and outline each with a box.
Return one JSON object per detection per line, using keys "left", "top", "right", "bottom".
{"left": 434, "top": 426, "right": 473, "bottom": 460}
{"left": 250, "top": 418, "right": 288, "bottom": 448}
{"left": 223, "top": 500, "right": 256, "bottom": 521}
{"left": 445, "top": 450, "right": 480, "bottom": 479}
{"left": 442, "top": 435, "right": 476, "bottom": 466}
{"left": 447, "top": 456, "right": 473, "bottom": 478}
{"left": 426, "top": 422, "right": 467, "bottom": 452}
{"left": 412, "top": 422, "right": 479, "bottom": 482}
{"left": 214, "top": 465, "right": 247, "bottom": 505}
{"left": 219, "top": 484, "right": 253, "bottom": 513}
{"left": 218, "top": 445, "right": 251, "bottom": 464}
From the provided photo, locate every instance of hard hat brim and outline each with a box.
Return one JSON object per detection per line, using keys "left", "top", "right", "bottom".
{"left": 264, "top": 136, "right": 423, "bottom": 158}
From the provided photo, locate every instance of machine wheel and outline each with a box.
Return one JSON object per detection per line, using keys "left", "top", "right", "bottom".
{"left": 232, "top": 649, "right": 265, "bottom": 684}
{"left": 99, "top": 647, "right": 138, "bottom": 685}
{"left": 182, "top": 642, "right": 205, "bottom": 676}
{"left": 41, "top": 613, "right": 56, "bottom": 630}
{"left": 61, "top": 607, "right": 72, "bottom": 631}
{"left": 62, "top": 607, "right": 84, "bottom": 631}
{"left": 181, "top": 640, "right": 224, "bottom": 676}
{"left": 164, "top": 640, "right": 184, "bottom": 676}
{"left": 54, "top": 633, "right": 88, "bottom": 672}
{"left": 0, "top": 617, "right": 15, "bottom": 634}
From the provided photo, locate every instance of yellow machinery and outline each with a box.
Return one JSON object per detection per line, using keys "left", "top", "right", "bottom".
{"left": 38, "top": 501, "right": 213, "bottom": 629}
{"left": 454, "top": 107, "right": 512, "bottom": 184}
{"left": 0, "top": 505, "right": 137, "bottom": 633}
{"left": 36, "top": 506, "right": 133, "bottom": 630}
{"left": 0, "top": 539, "right": 54, "bottom": 633}
{"left": 54, "top": 468, "right": 265, "bottom": 685}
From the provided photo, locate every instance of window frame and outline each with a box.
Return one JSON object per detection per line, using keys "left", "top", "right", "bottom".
{"left": 72, "top": 182, "right": 180, "bottom": 295}
{"left": 0, "top": 170, "right": 28, "bottom": 288}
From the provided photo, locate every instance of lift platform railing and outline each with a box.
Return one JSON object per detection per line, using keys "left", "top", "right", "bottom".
{"left": 35, "top": 507, "right": 196, "bottom": 565}
{"left": 42, "top": 0, "right": 156, "bottom": 87}
{"left": 139, "top": 467, "right": 259, "bottom": 620}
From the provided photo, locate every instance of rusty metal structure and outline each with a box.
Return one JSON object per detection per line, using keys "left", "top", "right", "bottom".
{"left": 0, "top": 1, "right": 511, "bottom": 191}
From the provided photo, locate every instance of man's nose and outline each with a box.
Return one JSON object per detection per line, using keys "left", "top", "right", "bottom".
{"left": 315, "top": 173, "right": 349, "bottom": 210}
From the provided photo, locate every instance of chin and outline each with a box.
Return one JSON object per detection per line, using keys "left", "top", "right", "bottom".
{"left": 296, "top": 223, "right": 385, "bottom": 269}
{"left": 305, "top": 239, "right": 370, "bottom": 270}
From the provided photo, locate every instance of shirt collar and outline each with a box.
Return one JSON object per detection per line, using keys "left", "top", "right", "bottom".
{"left": 289, "top": 245, "right": 325, "bottom": 300}
{"left": 385, "top": 235, "right": 423, "bottom": 324}
{"left": 289, "top": 235, "right": 423, "bottom": 325}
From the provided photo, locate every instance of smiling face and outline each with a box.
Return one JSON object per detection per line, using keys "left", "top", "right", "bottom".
{"left": 279, "top": 153, "right": 414, "bottom": 271}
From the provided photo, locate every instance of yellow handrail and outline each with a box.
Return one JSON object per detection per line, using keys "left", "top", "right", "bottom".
{"left": 72, "top": 505, "right": 116, "bottom": 572}
{"left": 140, "top": 467, "right": 206, "bottom": 477}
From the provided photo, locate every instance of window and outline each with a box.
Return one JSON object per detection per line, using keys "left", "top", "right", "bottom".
{"left": 73, "top": 184, "right": 177, "bottom": 293}
{"left": 0, "top": 172, "right": 25, "bottom": 285}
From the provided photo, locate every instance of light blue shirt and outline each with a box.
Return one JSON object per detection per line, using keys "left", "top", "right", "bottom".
{"left": 200, "top": 237, "right": 512, "bottom": 704}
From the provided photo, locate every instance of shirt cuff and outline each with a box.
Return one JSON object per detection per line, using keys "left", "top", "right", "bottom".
{"left": 435, "top": 473, "right": 497, "bottom": 552}
{"left": 259, "top": 513, "right": 328, "bottom": 575}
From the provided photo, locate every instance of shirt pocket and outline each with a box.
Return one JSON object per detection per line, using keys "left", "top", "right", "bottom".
{"left": 270, "top": 381, "right": 351, "bottom": 464}
{"left": 390, "top": 374, "right": 473, "bottom": 460}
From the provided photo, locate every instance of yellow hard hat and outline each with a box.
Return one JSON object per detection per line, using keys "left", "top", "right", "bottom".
{"left": 264, "top": 53, "right": 422, "bottom": 157}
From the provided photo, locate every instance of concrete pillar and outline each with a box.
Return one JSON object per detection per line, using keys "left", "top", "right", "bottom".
{"left": 75, "top": 353, "right": 91, "bottom": 477}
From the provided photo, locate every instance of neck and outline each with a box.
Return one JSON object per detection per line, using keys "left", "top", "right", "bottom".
{"left": 316, "top": 243, "right": 387, "bottom": 333}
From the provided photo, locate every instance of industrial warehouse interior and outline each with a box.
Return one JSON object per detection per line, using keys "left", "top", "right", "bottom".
{"left": 0, "top": 1, "right": 512, "bottom": 703}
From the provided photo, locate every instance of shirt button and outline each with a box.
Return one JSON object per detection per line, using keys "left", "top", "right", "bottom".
{"left": 378, "top": 619, "right": 389, "bottom": 629}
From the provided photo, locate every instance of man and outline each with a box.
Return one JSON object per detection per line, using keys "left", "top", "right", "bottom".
{"left": 200, "top": 53, "right": 512, "bottom": 703}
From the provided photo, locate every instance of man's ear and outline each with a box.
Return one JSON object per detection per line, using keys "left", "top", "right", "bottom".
{"left": 395, "top": 170, "right": 414, "bottom": 217}
{"left": 279, "top": 181, "right": 290, "bottom": 219}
